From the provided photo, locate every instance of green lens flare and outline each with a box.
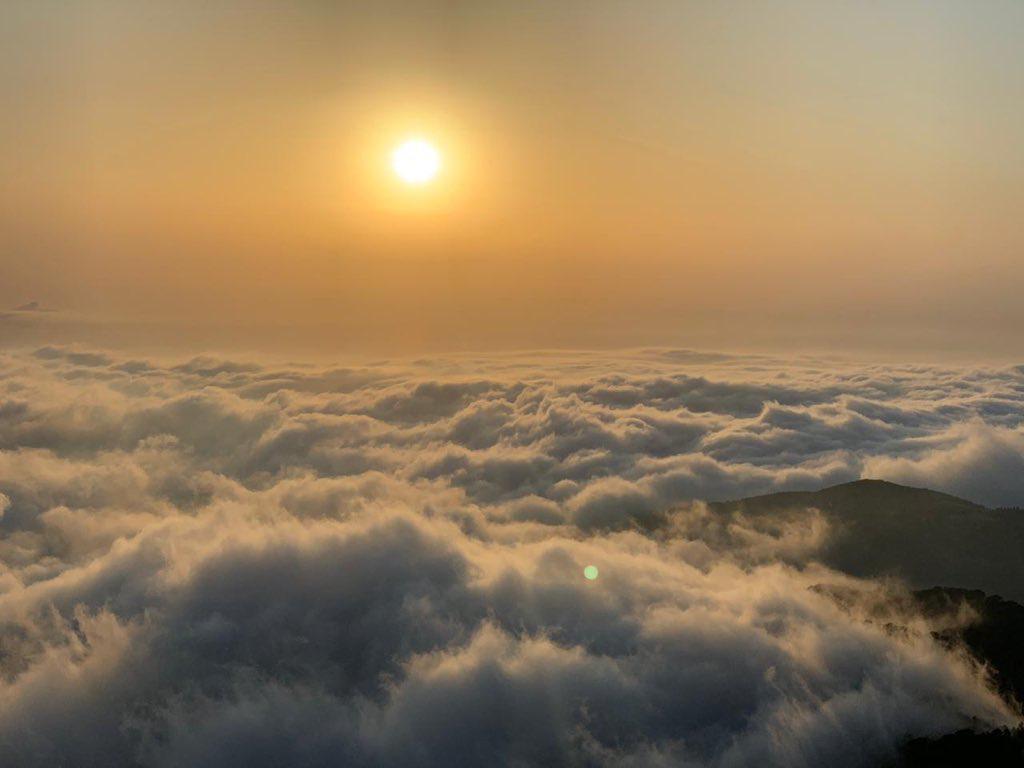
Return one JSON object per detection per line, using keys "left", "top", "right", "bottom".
{"left": 583, "top": 565, "right": 599, "bottom": 580}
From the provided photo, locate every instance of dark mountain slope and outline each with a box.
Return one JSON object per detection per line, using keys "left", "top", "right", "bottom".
{"left": 710, "top": 481, "right": 1024, "bottom": 765}
{"left": 895, "top": 726, "right": 1024, "bottom": 767}
{"left": 712, "top": 480, "right": 1024, "bottom": 601}
{"left": 916, "top": 587, "right": 1024, "bottom": 708}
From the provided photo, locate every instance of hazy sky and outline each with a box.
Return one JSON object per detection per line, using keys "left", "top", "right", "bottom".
{"left": 2, "top": 0, "right": 1022, "bottom": 356}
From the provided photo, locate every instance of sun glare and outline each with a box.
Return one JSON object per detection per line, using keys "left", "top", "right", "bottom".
{"left": 392, "top": 139, "right": 441, "bottom": 185}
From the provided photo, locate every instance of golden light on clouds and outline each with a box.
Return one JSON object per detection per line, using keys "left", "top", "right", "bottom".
{"left": 391, "top": 138, "right": 441, "bottom": 185}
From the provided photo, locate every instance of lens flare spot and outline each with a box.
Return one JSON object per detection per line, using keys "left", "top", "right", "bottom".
{"left": 584, "top": 565, "right": 599, "bottom": 581}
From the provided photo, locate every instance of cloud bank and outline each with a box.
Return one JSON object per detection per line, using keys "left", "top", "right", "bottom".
{"left": 1, "top": 346, "right": 1022, "bottom": 766}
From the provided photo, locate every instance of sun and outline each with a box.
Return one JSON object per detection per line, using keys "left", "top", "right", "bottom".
{"left": 391, "top": 139, "right": 441, "bottom": 185}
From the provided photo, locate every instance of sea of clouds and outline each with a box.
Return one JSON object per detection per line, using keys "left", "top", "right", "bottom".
{"left": 1, "top": 346, "right": 1023, "bottom": 766}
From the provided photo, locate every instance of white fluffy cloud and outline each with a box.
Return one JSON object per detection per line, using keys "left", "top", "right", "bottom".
{"left": 0, "top": 346, "right": 1022, "bottom": 766}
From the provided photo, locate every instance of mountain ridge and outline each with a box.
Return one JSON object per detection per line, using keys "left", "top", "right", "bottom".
{"left": 718, "top": 477, "right": 987, "bottom": 511}
{"left": 709, "top": 478, "right": 1024, "bottom": 601}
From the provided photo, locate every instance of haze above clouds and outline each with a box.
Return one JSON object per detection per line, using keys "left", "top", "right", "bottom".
{"left": 3, "top": 1, "right": 1023, "bottom": 357}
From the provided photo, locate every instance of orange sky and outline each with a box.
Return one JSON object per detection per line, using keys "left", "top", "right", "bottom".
{"left": 2, "top": 1, "right": 1022, "bottom": 357}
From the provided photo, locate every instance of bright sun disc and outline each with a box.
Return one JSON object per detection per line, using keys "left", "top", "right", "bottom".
{"left": 392, "top": 139, "right": 441, "bottom": 185}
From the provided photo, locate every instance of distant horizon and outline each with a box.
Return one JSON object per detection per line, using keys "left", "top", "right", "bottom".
{"left": 5, "top": 306, "right": 1024, "bottom": 364}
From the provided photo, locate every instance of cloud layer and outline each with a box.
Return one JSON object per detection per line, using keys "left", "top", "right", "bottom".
{"left": 1, "top": 346, "right": 1023, "bottom": 766}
